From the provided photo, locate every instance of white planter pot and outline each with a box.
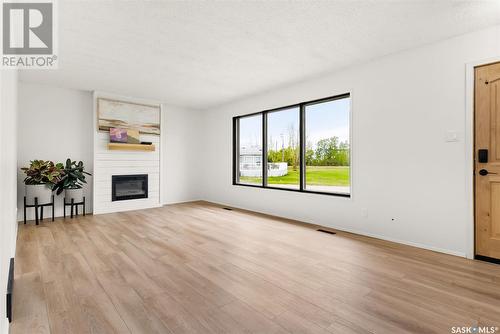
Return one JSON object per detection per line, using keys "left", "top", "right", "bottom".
{"left": 25, "top": 184, "right": 52, "bottom": 205}
{"left": 65, "top": 188, "right": 84, "bottom": 203}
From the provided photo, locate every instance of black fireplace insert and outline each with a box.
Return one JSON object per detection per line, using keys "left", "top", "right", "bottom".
{"left": 112, "top": 174, "right": 148, "bottom": 201}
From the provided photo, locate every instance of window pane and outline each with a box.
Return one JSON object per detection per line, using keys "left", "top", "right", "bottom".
{"left": 267, "top": 107, "right": 299, "bottom": 189}
{"left": 238, "top": 114, "right": 262, "bottom": 185}
{"left": 305, "top": 97, "right": 350, "bottom": 194}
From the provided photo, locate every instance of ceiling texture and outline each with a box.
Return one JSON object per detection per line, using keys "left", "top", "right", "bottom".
{"left": 20, "top": 0, "right": 500, "bottom": 109}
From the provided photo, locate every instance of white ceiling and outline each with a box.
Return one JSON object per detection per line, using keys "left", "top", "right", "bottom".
{"left": 20, "top": 0, "right": 500, "bottom": 109}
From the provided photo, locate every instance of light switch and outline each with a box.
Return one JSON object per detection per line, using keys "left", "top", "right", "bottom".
{"left": 445, "top": 131, "right": 459, "bottom": 142}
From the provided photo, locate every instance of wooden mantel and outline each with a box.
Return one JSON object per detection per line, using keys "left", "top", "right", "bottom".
{"left": 107, "top": 143, "right": 156, "bottom": 152}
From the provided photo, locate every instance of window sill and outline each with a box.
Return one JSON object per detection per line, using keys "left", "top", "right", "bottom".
{"left": 232, "top": 182, "right": 351, "bottom": 198}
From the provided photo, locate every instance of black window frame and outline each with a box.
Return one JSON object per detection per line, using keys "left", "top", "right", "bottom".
{"left": 232, "top": 93, "right": 351, "bottom": 198}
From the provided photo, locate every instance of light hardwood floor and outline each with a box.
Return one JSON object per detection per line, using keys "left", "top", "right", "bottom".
{"left": 11, "top": 201, "right": 500, "bottom": 334}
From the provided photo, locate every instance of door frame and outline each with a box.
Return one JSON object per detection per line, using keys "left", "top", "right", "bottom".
{"left": 466, "top": 56, "right": 500, "bottom": 259}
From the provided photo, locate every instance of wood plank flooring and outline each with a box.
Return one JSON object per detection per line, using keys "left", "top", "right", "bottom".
{"left": 11, "top": 201, "right": 500, "bottom": 333}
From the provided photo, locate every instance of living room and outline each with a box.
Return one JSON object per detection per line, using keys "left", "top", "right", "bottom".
{"left": 1, "top": 1, "right": 500, "bottom": 333}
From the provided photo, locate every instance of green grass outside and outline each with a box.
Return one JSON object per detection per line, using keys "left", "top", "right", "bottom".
{"left": 240, "top": 166, "right": 350, "bottom": 186}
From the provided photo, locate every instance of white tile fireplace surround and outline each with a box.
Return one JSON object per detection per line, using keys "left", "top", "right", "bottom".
{"left": 93, "top": 92, "right": 162, "bottom": 215}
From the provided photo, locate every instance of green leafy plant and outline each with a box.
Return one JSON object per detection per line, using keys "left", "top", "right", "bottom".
{"left": 21, "top": 160, "right": 64, "bottom": 188}
{"left": 52, "top": 159, "right": 91, "bottom": 195}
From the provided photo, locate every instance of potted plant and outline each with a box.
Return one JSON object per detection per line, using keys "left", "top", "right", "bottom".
{"left": 21, "top": 160, "right": 63, "bottom": 205}
{"left": 53, "top": 159, "right": 91, "bottom": 203}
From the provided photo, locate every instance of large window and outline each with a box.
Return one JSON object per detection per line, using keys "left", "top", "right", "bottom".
{"left": 235, "top": 114, "right": 262, "bottom": 185}
{"left": 233, "top": 93, "right": 350, "bottom": 197}
{"left": 267, "top": 107, "right": 300, "bottom": 189}
{"left": 304, "top": 98, "right": 350, "bottom": 195}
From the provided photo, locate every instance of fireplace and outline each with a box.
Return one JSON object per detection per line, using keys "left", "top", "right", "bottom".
{"left": 112, "top": 174, "right": 148, "bottom": 201}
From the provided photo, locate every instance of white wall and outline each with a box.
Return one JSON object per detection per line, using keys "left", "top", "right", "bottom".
{"left": 0, "top": 70, "right": 18, "bottom": 334}
{"left": 162, "top": 103, "right": 202, "bottom": 204}
{"left": 17, "top": 83, "right": 93, "bottom": 220}
{"left": 199, "top": 25, "right": 500, "bottom": 257}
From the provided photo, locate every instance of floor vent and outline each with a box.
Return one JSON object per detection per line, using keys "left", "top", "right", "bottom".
{"left": 317, "top": 229, "right": 336, "bottom": 235}
{"left": 223, "top": 207, "right": 233, "bottom": 211}
{"left": 7, "top": 258, "right": 14, "bottom": 323}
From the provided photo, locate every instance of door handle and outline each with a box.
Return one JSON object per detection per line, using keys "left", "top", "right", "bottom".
{"left": 479, "top": 169, "right": 498, "bottom": 176}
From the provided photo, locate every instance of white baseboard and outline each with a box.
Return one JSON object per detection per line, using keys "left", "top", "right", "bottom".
{"left": 162, "top": 198, "right": 203, "bottom": 205}
{"left": 205, "top": 200, "right": 467, "bottom": 258}
{"left": 329, "top": 226, "right": 466, "bottom": 258}
{"left": 93, "top": 203, "right": 162, "bottom": 215}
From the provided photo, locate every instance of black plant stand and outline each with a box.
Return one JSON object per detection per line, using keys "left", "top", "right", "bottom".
{"left": 64, "top": 197, "right": 85, "bottom": 219}
{"left": 24, "top": 195, "right": 55, "bottom": 225}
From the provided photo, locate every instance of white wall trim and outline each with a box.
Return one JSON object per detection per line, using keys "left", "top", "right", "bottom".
{"left": 349, "top": 89, "right": 355, "bottom": 200}
{"left": 465, "top": 56, "right": 500, "bottom": 259}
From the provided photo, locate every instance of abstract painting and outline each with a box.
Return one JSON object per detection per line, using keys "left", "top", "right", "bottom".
{"left": 109, "top": 128, "right": 128, "bottom": 143}
{"left": 97, "top": 98, "right": 161, "bottom": 135}
{"left": 126, "top": 129, "right": 141, "bottom": 144}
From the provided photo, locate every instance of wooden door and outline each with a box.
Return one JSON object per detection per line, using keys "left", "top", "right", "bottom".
{"left": 475, "top": 62, "right": 500, "bottom": 261}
